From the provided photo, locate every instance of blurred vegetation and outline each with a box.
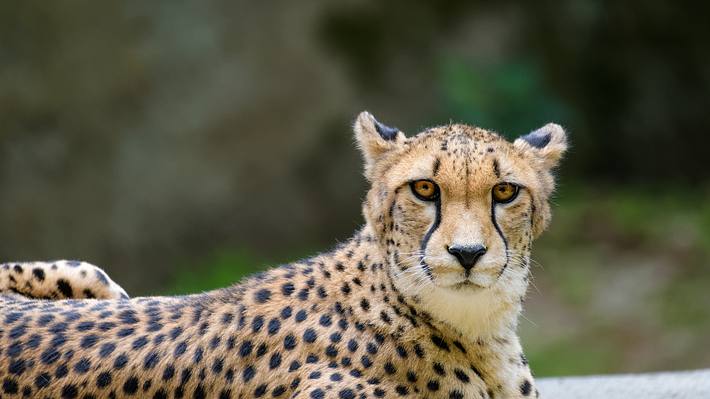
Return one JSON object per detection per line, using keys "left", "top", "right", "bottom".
{"left": 1, "top": 0, "right": 709, "bottom": 376}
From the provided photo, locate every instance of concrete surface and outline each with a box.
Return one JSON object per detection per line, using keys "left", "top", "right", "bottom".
{"left": 537, "top": 369, "right": 710, "bottom": 398}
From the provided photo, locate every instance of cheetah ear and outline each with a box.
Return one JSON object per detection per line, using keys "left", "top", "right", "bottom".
{"left": 514, "top": 123, "right": 568, "bottom": 169}
{"left": 354, "top": 111, "right": 405, "bottom": 177}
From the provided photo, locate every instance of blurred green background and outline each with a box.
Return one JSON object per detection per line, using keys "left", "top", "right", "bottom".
{"left": 1, "top": 0, "right": 708, "bottom": 376}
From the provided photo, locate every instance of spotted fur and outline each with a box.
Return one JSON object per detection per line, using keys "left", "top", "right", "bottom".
{"left": 0, "top": 260, "right": 128, "bottom": 300}
{"left": 0, "top": 112, "right": 567, "bottom": 398}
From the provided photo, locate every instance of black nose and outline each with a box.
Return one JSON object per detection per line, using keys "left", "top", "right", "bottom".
{"left": 447, "top": 244, "right": 487, "bottom": 271}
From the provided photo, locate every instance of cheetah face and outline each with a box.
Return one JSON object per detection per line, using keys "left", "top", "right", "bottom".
{"left": 355, "top": 112, "right": 566, "bottom": 306}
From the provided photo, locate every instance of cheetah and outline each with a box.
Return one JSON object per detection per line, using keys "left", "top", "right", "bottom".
{"left": 0, "top": 111, "right": 567, "bottom": 399}
{"left": 0, "top": 260, "right": 128, "bottom": 300}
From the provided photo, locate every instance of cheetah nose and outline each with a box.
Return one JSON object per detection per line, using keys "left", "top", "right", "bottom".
{"left": 447, "top": 244, "right": 487, "bottom": 271}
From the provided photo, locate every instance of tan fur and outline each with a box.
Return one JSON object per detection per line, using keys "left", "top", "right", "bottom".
{"left": 0, "top": 111, "right": 566, "bottom": 398}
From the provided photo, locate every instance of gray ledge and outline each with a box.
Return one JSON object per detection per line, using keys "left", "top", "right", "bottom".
{"left": 537, "top": 369, "right": 710, "bottom": 399}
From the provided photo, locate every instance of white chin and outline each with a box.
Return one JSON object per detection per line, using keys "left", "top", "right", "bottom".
{"left": 440, "top": 273, "right": 496, "bottom": 290}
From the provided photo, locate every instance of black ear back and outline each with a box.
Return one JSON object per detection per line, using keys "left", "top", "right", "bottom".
{"left": 519, "top": 130, "right": 552, "bottom": 149}
{"left": 373, "top": 119, "right": 400, "bottom": 141}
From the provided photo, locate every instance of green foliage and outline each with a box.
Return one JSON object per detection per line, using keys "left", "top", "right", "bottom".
{"left": 437, "top": 58, "right": 572, "bottom": 137}
{"left": 164, "top": 250, "right": 266, "bottom": 295}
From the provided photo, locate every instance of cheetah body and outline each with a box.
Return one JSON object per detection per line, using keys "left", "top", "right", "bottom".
{"left": 0, "top": 112, "right": 567, "bottom": 399}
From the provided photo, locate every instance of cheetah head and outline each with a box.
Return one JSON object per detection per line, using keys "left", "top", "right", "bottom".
{"left": 355, "top": 111, "right": 567, "bottom": 336}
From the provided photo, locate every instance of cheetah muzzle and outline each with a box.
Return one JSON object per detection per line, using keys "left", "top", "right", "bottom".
{"left": 0, "top": 111, "right": 567, "bottom": 399}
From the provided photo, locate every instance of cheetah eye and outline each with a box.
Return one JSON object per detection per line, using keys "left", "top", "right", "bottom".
{"left": 410, "top": 179, "right": 439, "bottom": 201}
{"left": 492, "top": 182, "right": 519, "bottom": 203}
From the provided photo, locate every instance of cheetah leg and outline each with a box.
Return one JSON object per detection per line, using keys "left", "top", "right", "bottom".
{"left": 0, "top": 260, "right": 129, "bottom": 299}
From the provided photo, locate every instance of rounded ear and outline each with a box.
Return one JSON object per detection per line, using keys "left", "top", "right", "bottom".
{"left": 353, "top": 111, "right": 405, "bottom": 179}
{"left": 514, "top": 123, "right": 568, "bottom": 169}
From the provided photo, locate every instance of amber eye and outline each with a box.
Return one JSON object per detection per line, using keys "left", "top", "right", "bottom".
{"left": 410, "top": 180, "right": 439, "bottom": 201}
{"left": 492, "top": 182, "right": 519, "bottom": 203}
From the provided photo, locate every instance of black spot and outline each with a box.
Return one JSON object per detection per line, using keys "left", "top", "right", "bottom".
{"left": 193, "top": 347, "right": 204, "bottom": 363}
{"left": 32, "top": 268, "right": 45, "bottom": 281}
{"left": 407, "top": 371, "right": 417, "bottom": 382}
{"left": 366, "top": 342, "right": 378, "bottom": 355}
{"left": 281, "top": 283, "right": 295, "bottom": 296}
{"left": 272, "top": 385, "right": 286, "bottom": 397}
{"left": 96, "top": 372, "right": 112, "bottom": 388}
{"left": 493, "top": 158, "right": 501, "bottom": 178}
{"left": 98, "top": 343, "right": 116, "bottom": 358}
{"left": 74, "top": 358, "right": 91, "bottom": 373}
{"left": 112, "top": 354, "right": 128, "bottom": 370}
{"left": 61, "top": 384, "right": 78, "bottom": 398}
{"left": 414, "top": 344, "right": 425, "bottom": 358}
{"left": 40, "top": 348, "right": 60, "bottom": 365}
{"left": 163, "top": 365, "right": 176, "bottom": 381}
{"left": 256, "top": 343, "right": 268, "bottom": 357}
{"left": 240, "top": 341, "right": 253, "bottom": 357}
{"left": 319, "top": 314, "right": 332, "bottom": 327}
{"left": 269, "top": 353, "right": 282, "bottom": 369}
{"left": 454, "top": 369, "right": 470, "bottom": 383}
{"left": 330, "top": 332, "right": 342, "bottom": 343}
{"left": 384, "top": 362, "right": 397, "bottom": 374}
{"left": 194, "top": 384, "right": 206, "bottom": 399}
{"left": 347, "top": 339, "right": 359, "bottom": 352}
{"left": 339, "top": 389, "right": 355, "bottom": 399}
{"left": 433, "top": 363, "right": 445, "bottom": 376}
{"left": 268, "top": 318, "right": 281, "bottom": 335}
{"left": 310, "top": 388, "right": 325, "bottom": 399}
{"left": 175, "top": 341, "right": 188, "bottom": 357}
{"left": 252, "top": 316, "right": 264, "bottom": 333}
{"left": 8, "top": 359, "right": 25, "bottom": 375}
{"left": 255, "top": 288, "right": 272, "bottom": 303}
{"left": 289, "top": 361, "right": 301, "bottom": 372}
{"left": 212, "top": 358, "right": 224, "bottom": 374}
{"left": 56, "top": 279, "right": 73, "bottom": 297}
{"left": 325, "top": 345, "right": 338, "bottom": 357}
{"left": 123, "top": 377, "right": 139, "bottom": 394}
{"left": 303, "top": 328, "right": 317, "bottom": 343}
{"left": 295, "top": 310, "right": 307, "bottom": 322}
{"left": 395, "top": 385, "right": 408, "bottom": 396}
{"left": 144, "top": 352, "right": 160, "bottom": 369}
{"left": 431, "top": 335, "right": 450, "bottom": 351}
{"left": 449, "top": 390, "right": 464, "bottom": 399}
{"left": 132, "top": 336, "right": 149, "bottom": 350}
{"left": 118, "top": 310, "right": 139, "bottom": 324}
{"left": 453, "top": 340, "right": 467, "bottom": 354}
{"left": 55, "top": 364, "right": 68, "bottom": 379}
{"left": 254, "top": 384, "right": 267, "bottom": 397}
{"left": 284, "top": 334, "right": 297, "bottom": 350}
{"left": 520, "top": 379, "right": 532, "bottom": 396}
{"left": 34, "top": 372, "right": 51, "bottom": 389}
{"left": 9, "top": 324, "right": 26, "bottom": 339}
